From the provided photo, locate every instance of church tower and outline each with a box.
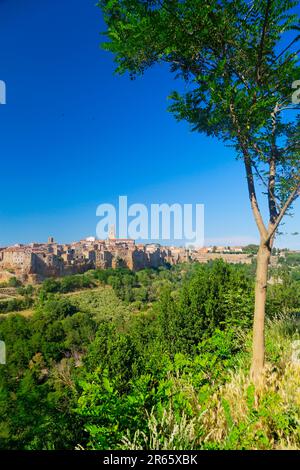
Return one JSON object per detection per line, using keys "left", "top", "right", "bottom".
{"left": 108, "top": 225, "right": 116, "bottom": 240}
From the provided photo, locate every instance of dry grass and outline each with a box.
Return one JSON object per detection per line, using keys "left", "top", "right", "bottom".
{"left": 202, "top": 362, "right": 300, "bottom": 449}
{"left": 0, "top": 308, "right": 33, "bottom": 318}
{"left": 121, "top": 315, "right": 300, "bottom": 450}
{"left": 120, "top": 407, "right": 202, "bottom": 450}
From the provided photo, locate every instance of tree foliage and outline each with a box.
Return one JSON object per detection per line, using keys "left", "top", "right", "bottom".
{"left": 1, "top": 261, "right": 299, "bottom": 449}
{"left": 99, "top": 0, "right": 300, "bottom": 236}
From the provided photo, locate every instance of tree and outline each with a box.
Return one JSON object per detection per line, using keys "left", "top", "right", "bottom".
{"left": 8, "top": 277, "right": 22, "bottom": 288}
{"left": 98, "top": 0, "right": 300, "bottom": 384}
{"left": 158, "top": 260, "right": 254, "bottom": 354}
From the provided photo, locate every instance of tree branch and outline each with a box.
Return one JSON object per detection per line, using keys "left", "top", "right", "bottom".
{"left": 266, "top": 181, "right": 300, "bottom": 244}
{"left": 229, "top": 102, "right": 268, "bottom": 239}
{"left": 268, "top": 102, "right": 279, "bottom": 224}
{"left": 256, "top": 0, "right": 272, "bottom": 83}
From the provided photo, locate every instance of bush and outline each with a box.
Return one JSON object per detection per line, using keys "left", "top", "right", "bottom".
{"left": 40, "top": 274, "right": 95, "bottom": 296}
{"left": 0, "top": 297, "right": 33, "bottom": 313}
{"left": 8, "top": 277, "right": 22, "bottom": 288}
{"left": 157, "top": 260, "right": 254, "bottom": 354}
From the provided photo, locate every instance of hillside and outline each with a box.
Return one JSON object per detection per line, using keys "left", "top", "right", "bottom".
{"left": 0, "top": 261, "right": 300, "bottom": 450}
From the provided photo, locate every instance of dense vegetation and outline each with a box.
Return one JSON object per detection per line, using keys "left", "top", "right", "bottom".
{"left": 0, "top": 260, "right": 300, "bottom": 450}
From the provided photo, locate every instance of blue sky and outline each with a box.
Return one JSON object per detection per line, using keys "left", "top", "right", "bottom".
{"left": 0, "top": 0, "right": 299, "bottom": 248}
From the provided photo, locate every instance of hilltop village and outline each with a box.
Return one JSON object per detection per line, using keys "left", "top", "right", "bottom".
{"left": 0, "top": 231, "right": 267, "bottom": 283}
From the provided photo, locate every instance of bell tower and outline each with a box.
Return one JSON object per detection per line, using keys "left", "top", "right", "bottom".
{"left": 108, "top": 225, "right": 116, "bottom": 240}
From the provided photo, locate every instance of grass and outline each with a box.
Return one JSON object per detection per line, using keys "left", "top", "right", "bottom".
{"left": 0, "top": 284, "right": 131, "bottom": 320}
{"left": 119, "top": 314, "right": 300, "bottom": 450}
{"left": 0, "top": 308, "right": 34, "bottom": 318}
{"left": 0, "top": 287, "right": 19, "bottom": 301}
{"left": 66, "top": 285, "right": 133, "bottom": 324}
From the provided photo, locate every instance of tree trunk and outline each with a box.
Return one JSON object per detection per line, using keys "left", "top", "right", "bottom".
{"left": 250, "top": 242, "right": 272, "bottom": 386}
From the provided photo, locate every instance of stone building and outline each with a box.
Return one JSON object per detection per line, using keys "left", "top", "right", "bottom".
{"left": 0, "top": 235, "right": 260, "bottom": 283}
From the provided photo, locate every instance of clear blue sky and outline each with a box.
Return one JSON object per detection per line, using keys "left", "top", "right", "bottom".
{"left": 0, "top": 0, "right": 299, "bottom": 248}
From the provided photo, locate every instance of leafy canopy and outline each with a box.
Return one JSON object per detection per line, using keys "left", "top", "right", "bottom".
{"left": 99, "top": 0, "right": 300, "bottom": 239}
